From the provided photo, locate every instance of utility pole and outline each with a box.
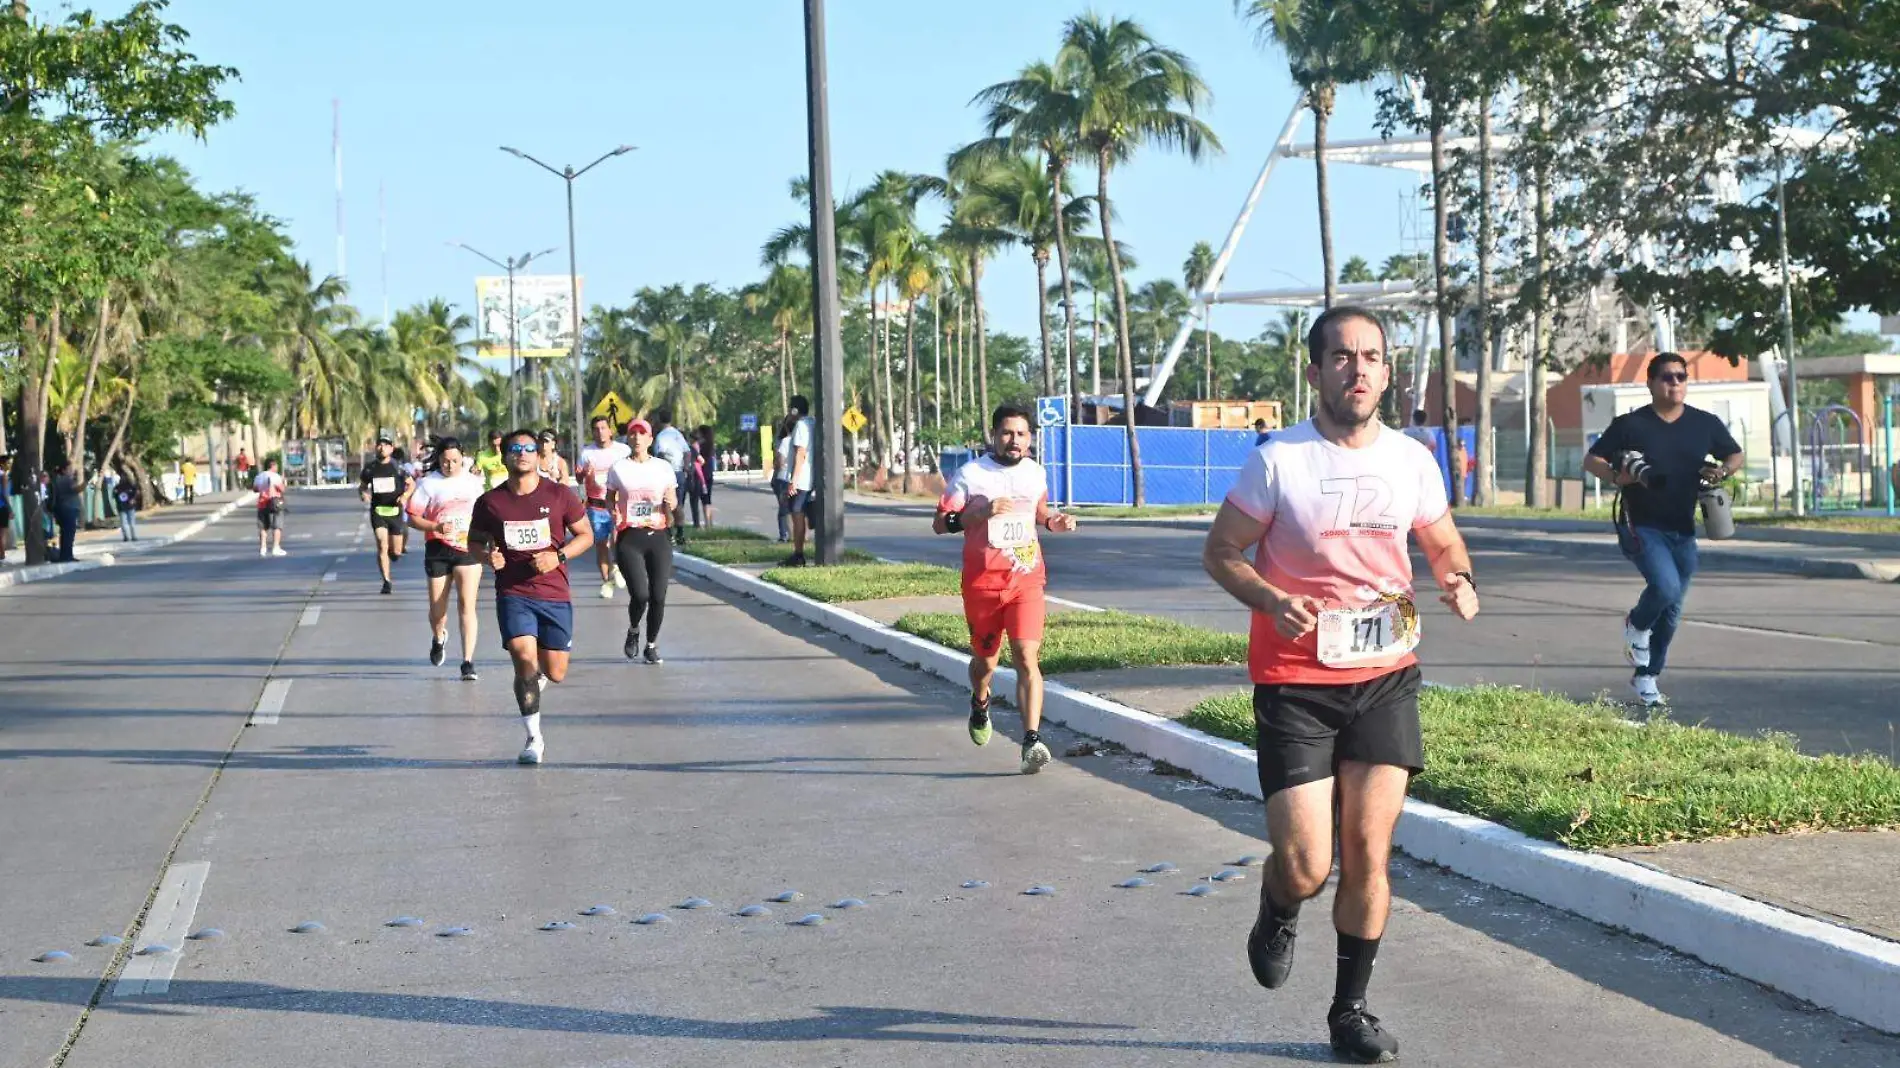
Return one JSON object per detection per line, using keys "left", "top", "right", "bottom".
{"left": 804, "top": 0, "right": 847, "bottom": 564}
{"left": 452, "top": 243, "right": 556, "bottom": 430}
{"left": 1775, "top": 152, "right": 1807, "bottom": 516}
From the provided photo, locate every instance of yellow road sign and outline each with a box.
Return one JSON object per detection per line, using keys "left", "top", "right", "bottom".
{"left": 590, "top": 391, "right": 631, "bottom": 427}
{"left": 842, "top": 406, "right": 867, "bottom": 434}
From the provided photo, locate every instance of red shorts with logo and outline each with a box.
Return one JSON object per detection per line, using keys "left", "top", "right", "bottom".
{"left": 962, "top": 583, "right": 1046, "bottom": 656}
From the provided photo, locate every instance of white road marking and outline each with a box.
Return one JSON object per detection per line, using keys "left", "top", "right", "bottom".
{"left": 111, "top": 861, "right": 209, "bottom": 998}
{"left": 300, "top": 606, "right": 321, "bottom": 627}
{"left": 1047, "top": 595, "right": 1107, "bottom": 614}
{"left": 1683, "top": 618, "right": 1877, "bottom": 646}
{"left": 291, "top": 533, "right": 314, "bottom": 540}
{"left": 322, "top": 571, "right": 338, "bottom": 583}
{"left": 250, "top": 679, "right": 292, "bottom": 725}
{"left": 201, "top": 554, "right": 234, "bottom": 563}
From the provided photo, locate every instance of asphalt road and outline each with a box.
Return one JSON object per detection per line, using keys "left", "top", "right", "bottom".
{"left": 3, "top": 489, "right": 1896, "bottom": 1066}
{"left": 716, "top": 483, "right": 1900, "bottom": 759}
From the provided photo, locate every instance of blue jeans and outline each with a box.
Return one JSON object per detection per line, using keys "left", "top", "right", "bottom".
{"left": 55, "top": 509, "right": 80, "bottom": 562}
{"left": 770, "top": 477, "right": 791, "bottom": 540}
{"left": 120, "top": 507, "right": 139, "bottom": 541}
{"left": 1625, "top": 527, "right": 1698, "bottom": 678}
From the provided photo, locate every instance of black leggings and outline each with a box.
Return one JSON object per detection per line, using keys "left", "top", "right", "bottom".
{"left": 614, "top": 528, "right": 674, "bottom": 642}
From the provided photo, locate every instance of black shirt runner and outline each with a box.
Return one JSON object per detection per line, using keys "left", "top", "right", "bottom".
{"left": 1587, "top": 406, "right": 1741, "bottom": 535}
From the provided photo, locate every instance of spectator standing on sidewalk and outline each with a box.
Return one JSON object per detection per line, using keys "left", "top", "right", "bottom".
{"left": 179, "top": 457, "right": 198, "bottom": 503}
{"left": 651, "top": 409, "right": 691, "bottom": 548}
{"left": 770, "top": 415, "right": 796, "bottom": 543}
{"left": 0, "top": 454, "right": 14, "bottom": 564}
{"left": 115, "top": 474, "right": 143, "bottom": 542}
{"left": 48, "top": 462, "right": 82, "bottom": 562}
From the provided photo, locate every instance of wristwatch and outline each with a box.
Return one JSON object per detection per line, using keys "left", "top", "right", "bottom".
{"left": 555, "top": 549, "right": 567, "bottom": 564}
{"left": 1451, "top": 570, "right": 1477, "bottom": 590}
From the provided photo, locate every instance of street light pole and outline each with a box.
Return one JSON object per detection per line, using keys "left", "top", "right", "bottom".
{"left": 804, "top": 0, "right": 847, "bottom": 565}
{"left": 451, "top": 242, "right": 557, "bottom": 430}
{"left": 1774, "top": 151, "right": 1806, "bottom": 517}
{"left": 501, "top": 144, "right": 635, "bottom": 457}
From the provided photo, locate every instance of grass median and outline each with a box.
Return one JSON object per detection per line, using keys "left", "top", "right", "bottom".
{"left": 1179, "top": 685, "right": 1900, "bottom": 850}
{"left": 682, "top": 540, "right": 876, "bottom": 566}
{"left": 694, "top": 525, "right": 768, "bottom": 542}
{"left": 1740, "top": 514, "right": 1900, "bottom": 536}
{"left": 896, "top": 609, "right": 1246, "bottom": 674}
{"left": 763, "top": 562, "right": 958, "bottom": 602}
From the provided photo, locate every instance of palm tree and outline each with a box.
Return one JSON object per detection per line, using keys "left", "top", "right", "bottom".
{"left": 1057, "top": 13, "right": 1221, "bottom": 505}
{"left": 1339, "top": 255, "right": 1376, "bottom": 283}
{"left": 263, "top": 261, "right": 352, "bottom": 446}
{"left": 744, "top": 264, "right": 811, "bottom": 415}
{"left": 1183, "top": 241, "right": 1216, "bottom": 398}
{"left": 892, "top": 240, "right": 938, "bottom": 494}
{"left": 962, "top": 153, "right": 1092, "bottom": 400}
{"left": 1067, "top": 237, "right": 1137, "bottom": 399}
{"left": 932, "top": 157, "right": 1013, "bottom": 423}
{"left": 1236, "top": 0, "right": 1382, "bottom": 308}
{"left": 970, "top": 59, "right": 1088, "bottom": 419}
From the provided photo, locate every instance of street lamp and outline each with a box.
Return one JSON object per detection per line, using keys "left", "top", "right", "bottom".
{"left": 450, "top": 242, "right": 558, "bottom": 428}
{"left": 803, "top": 0, "right": 847, "bottom": 565}
{"left": 500, "top": 143, "right": 636, "bottom": 455}
{"left": 1773, "top": 150, "right": 1806, "bottom": 516}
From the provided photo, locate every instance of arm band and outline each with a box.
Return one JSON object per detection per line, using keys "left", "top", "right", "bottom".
{"left": 942, "top": 511, "right": 963, "bottom": 534}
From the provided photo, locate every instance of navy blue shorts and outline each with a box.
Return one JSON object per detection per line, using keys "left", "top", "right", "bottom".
{"left": 496, "top": 595, "right": 573, "bottom": 652}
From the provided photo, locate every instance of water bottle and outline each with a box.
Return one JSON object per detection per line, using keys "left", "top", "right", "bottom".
{"left": 1699, "top": 484, "right": 1736, "bottom": 540}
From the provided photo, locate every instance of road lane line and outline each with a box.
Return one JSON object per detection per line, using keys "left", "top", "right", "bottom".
{"left": 1047, "top": 595, "right": 1107, "bottom": 614}
{"left": 300, "top": 606, "right": 321, "bottom": 627}
{"left": 1684, "top": 618, "right": 1877, "bottom": 646}
{"left": 322, "top": 571, "right": 337, "bottom": 582}
{"left": 250, "top": 679, "right": 291, "bottom": 726}
{"left": 111, "top": 861, "right": 209, "bottom": 998}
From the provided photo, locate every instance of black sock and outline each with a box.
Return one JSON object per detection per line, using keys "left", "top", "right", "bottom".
{"left": 1022, "top": 729, "right": 1040, "bottom": 746}
{"left": 1333, "top": 933, "right": 1380, "bottom": 1009}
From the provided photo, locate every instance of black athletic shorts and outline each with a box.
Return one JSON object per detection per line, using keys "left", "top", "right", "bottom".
{"left": 257, "top": 503, "right": 283, "bottom": 531}
{"left": 369, "top": 507, "right": 406, "bottom": 536}
{"left": 423, "top": 539, "right": 480, "bottom": 577}
{"left": 1253, "top": 664, "right": 1424, "bottom": 798}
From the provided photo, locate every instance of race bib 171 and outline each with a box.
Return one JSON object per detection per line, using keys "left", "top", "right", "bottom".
{"left": 501, "top": 518, "right": 552, "bottom": 551}
{"left": 1316, "top": 599, "right": 1419, "bottom": 668}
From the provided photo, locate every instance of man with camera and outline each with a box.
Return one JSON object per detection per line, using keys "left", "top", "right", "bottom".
{"left": 1583, "top": 352, "right": 1743, "bottom": 708}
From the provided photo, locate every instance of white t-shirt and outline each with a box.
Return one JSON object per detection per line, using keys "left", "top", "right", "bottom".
{"left": 938, "top": 454, "right": 1049, "bottom": 589}
{"left": 790, "top": 417, "right": 815, "bottom": 492}
{"left": 406, "top": 470, "right": 485, "bottom": 550}
{"left": 1223, "top": 421, "right": 1448, "bottom": 686}
{"left": 653, "top": 427, "right": 689, "bottom": 477}
{"left": 605, "top": 456, "right": 677, "bottom": 531}
{"left": 1401, "top": 425, "right": 1437, "bottom": 453}
{"left": 577, "top": 441, "right": 632, "bottom": 503}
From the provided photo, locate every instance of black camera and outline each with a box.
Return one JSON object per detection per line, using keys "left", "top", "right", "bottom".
{"left": 1617, "top": 451, "right": 1665, "bottom": 490}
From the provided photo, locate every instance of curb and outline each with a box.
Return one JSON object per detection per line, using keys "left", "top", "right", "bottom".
{"left": 674, "top": 550, "right": 1900, "bottom": 1034}
{"left": 0, "top": 493, "right": 256, "bottom": 592}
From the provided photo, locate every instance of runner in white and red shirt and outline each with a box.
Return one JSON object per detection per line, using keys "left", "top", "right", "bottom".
{"left": 406, "top": 437, "right": 488, "bottom": 681}
{"left": 1201, "top": 307, "right": 1480, "bottom": 1065}
{"left": 577, "top": 415, "right": 633, "bottom": 601}
{"left": 933, "top": 404, "right": 1078, "bottom": 775}
{"left": 253, "top": 460, "right": 287, "bottom": 558}
{"left": 603, "top": 417, "right": 678, "bottom": 665}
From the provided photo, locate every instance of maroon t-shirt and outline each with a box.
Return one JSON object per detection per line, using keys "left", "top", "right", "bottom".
{"left": 469, "top": 477, "right": 587, "bottom": 602}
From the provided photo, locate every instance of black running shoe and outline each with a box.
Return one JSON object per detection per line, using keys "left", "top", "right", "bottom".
{"left": 460, "top": 660, "right": 478, "bottom": 682}
{"left": 429, "top": 638, "right": 445, "bottom": 667}
{"left": 1329, "top": 1001, "right": 1399, "bottom": 1064}
{"left": 623, "top": 626, "right": 640, "bottom": 661}
{"left": 1246, "top": 885, "right": 1298, "bottom": 989}
{"left": 380, "top": 579, "right": 392, "bottom": 595}
{"left": 643, "top": 643, "right": 663, "bottom": 665}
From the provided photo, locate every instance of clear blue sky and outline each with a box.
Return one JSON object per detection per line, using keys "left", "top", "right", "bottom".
{"left": 153, "top": 0, "right": 1426, "bottom": 345}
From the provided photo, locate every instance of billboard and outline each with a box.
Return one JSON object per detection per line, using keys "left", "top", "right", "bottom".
{"left": 474, "top": 274, "right": 583, "bottom": 358}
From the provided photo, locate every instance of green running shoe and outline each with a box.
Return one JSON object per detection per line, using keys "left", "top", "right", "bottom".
{"left": 968, "top": 696, "right": 992, "bottom": 746}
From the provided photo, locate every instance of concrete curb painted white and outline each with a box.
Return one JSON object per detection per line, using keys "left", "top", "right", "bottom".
{"left": 0, "top": 493, "right": 256, "bottom": 591}
{"left": 676, "top": 551, "right": 1900, "bottom": 1034}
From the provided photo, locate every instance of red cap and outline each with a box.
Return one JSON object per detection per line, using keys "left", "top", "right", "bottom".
{"left": 626, "top": 418, "right": 652, "bottom": 436}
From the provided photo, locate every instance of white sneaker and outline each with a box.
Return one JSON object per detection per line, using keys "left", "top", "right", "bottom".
{"left": 1631, "top": 675, "right": 1666, "bottom": 707}
{"left": 258, "top": 546, "right": 267, "bottom": 557}
{"left": 518, "top": 737, "right": 545, "bottom": 765}
{"left": 1623, "top": 616, "right": 1652, "bottom": 669}
{"left": 599, "top": 581, "right": 614, "bottom": 600}
{"left": 272, "top": 547, "right": 288, "bottom": 557}
{"left": 612, "top": 569, "right": 626, "bottom": 588}
{"left": 1020, "top": 740, "right": 1052, "bottom": 775}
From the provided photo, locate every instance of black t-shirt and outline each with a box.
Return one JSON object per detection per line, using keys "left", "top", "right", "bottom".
{"left": 1588, "top": 405, "right": 1742, "bottom": 535}
{"left": 359, "top": 460, "right": 409, "bottom": 509}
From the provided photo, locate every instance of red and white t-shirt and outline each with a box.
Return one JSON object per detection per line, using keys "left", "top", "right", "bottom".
{"left": 605, "top": 456, "right": 675, "bottom": 532}
{"left": 577, "top": 441, "right": 632, "bottom": 505}
{"left": 937, "top": 454, "right": 1049, "bottom": 593}
{"left": 405, "top": 470, "right": 485, "bottom": 550}
{"left": 1224, "top": 421, "right": 1448, "bottom": 686}
{"left": 253, "top": 471, "right": 285, "bottom": 508}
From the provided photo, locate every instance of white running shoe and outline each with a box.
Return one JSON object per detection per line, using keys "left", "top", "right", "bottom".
{"left": 258, "top": 546, "right": 267, "bottom": 557}
{"left": 1631, "top": 675, "right": 1666, "bottom": 707}
{"left": 599, "top": 581, "right": 614, "bottom": 600}
{"left": 272, "top": 547, "right": 288, "bottom": 557}
{"left": 1623, "top": 616, "right": 1652, "bottom": 669}
{"left": 518, "top": 737, "right": 545, "bottom": 765}
{"left": 1020, "top": 740, "right": 1053, "bottom": 775}
{"left": 612, "top": 569, "right": 626, "bottom": 588}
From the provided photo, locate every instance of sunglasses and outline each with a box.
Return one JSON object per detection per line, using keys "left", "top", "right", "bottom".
{"left": 504, "top": 443, "right": 537, "bottom": 455}
{"left": 1655, "top": 372, "right": 1688, "bottom": 384}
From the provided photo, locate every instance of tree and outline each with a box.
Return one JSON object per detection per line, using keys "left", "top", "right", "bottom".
{"left": 961, "top": 152, "right": 1091, "bottom": 401}
{"left": 1339, "top": 255, "right": 1376, "bottom": 284}
{"left": 1236, "top": 0, "right": 1383, "bottom": 308}
{"left": 1057, "top": 13, "right": 1221, "bottom": 505}
{"left": 1183, "top": 241, "right": 1217, "bottom": 397}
